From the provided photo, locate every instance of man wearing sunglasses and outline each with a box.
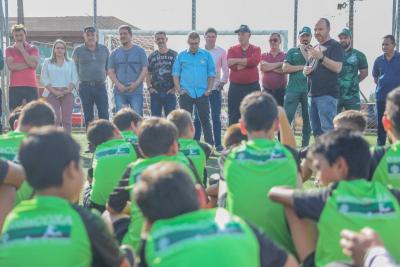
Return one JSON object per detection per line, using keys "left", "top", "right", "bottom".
{"left": 260, "top": 33, "right": 287, "bottom": 106}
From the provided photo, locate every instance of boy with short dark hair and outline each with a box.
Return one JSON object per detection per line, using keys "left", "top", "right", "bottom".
{"left": 134, "top": 162, "right": 298, "bottom": 267}
{"left": 221, "top": 91, "right": 300, "bottom": 254}
{"left": 85, "top": 119, "right": 137, "bottom": 213}
{"left": 0, "top": 127, "right": 130, "bottom": 267}
{"left": 112, "top": 107, "right": 143, "bottom": 147}
{"left": 167, "top": 109, "right": 211, "bottom": 185}
{"left": 269, "top": 130, "right": 400, "bottom": 267}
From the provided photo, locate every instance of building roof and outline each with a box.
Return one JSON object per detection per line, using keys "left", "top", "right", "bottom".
{"left": 8, "top": 16, "right": 139, "bottom": 32}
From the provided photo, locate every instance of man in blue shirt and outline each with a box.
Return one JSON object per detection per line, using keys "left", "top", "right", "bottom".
{"left": 173, "top": 31, "right": 216, "bottom": 146}
{"left": 108, "top": 25, "right": 148, "bottom": 115}
{"left": 372, "top": 34, "right": 400, "bottom": 145}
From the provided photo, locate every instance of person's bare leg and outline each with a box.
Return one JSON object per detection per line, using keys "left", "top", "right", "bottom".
{"left": 285, "top": 206, "right": 318, "bottom": 263}
{"left": 0, "top": 185, "right": 16, "bottom": 229}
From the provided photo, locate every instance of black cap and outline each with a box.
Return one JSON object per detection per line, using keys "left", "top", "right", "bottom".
{"left": 83, "top": 26, "right": 97, "bottom": 33}
{"left": 234, "top": 24, "right": 251, "bottom": 34}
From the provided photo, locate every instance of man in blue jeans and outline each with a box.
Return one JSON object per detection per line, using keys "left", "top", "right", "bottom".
{"left": 194, "top": 28, "right": 229, "bottom": 151}
{"left": 108, "top": 25, "right": 148, "bottom": 115}
{"left": 72, "top": 26, "right": 110, "bottom": 126}
{"left": 173, "top": 31, "right": 216, "bottom": 146}
{"left": 146, "top": 31, "right": 177, "bottom": 117}
{"left": 303, "top": 18, "right": 344, "bottom": 137}
{"left": 372, "top": 35, "right": 400, "bottom": 146}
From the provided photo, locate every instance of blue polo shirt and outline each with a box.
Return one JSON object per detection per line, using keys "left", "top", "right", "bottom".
{"left": 372, "top": 52, "right": 400, "bottom": 101}
{"left": 173, "top": 48, "right": 216, "bottom": 98}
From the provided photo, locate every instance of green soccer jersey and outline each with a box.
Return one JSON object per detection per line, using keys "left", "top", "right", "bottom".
{"left": 121, "top": 130, "right": 138, "bottom": 146}
{"left": 371, "top": 142, "right": 400, "bottom": 189}
{"left": 178, "top": 138, "right": 206, "bottom": 184}
{"left": 338, "top": 48, "right": 368, "bottom": 100}
{"left": 223, "top": 138, "right": 298, "bottom": 254}
{"left": 0, "top": 131, "right": 33, "bottom": 205}
{"left": 90, "top": 139, "right": 137, "bottom": 207}
{"left": 284, "top": 47, "right": 308, "bottom": 93}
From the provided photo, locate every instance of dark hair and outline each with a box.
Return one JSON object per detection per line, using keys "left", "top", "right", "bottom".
{"left": 138, "top": 118, "right": 178, "bottom": 157}
{"left": 167, "top": 109, "right": 193, "bottom": 138}
{"left": 113, "top": 108, "right": 143, "bottom": 131}
{"left": 384, "top": 34, "right": 396, "bottom": 44}
{"left": 386, "top": 88, "right": 400, "bottom": 137}
{"left": 333, "top": 110, "right": 367, "bottom": 132}
{"left": 310, "top": 129, "right": 370, "bottom": 179}
{"left": 319, "top": 18, "right": 331, "bottom": 29}
{"left": 134, "top": 162, "right": 199, "bottom": 223}
{"left": 188, "top": 31, "right": 200, "bottom": 40}
{"left": 205, "top": 27, "right": 217, "bottom": 36}
{"left": 19, "top": 101, "right": 55, "bottom": 128}
{"left": 223, "top": 123, "right": 248, "bottom": 148}
{"left": 8, "top": 105, "right": 24, "bottom": 130}
{"left": 19, "top": 127, "right": 81, "bottom": 190}
{"left": 240, "top": 91, "right": 278, "bottom": 132}
{"left": 155, "top": 31, "right": 166, "bottom": 37}
{"left": 87, "top": 119, "right": 117, "bottom": 147}
{"left": 270, "top": 32, "right": 281, "bottom": 40}
{"left": 119, "top": 25, "right": 132, "bottom": 35}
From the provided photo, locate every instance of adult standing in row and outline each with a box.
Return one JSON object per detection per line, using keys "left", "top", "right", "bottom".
{"left": 227, "top": 25, "right": 261, "bottom": 125}
{"left": 194, "top": 28, "right": 229, "bottom": 151}
{"left": 5, "top": 24, "right": 39, "bottom": 111}
{"left": 260, "top": 32, "right": 287, "bottom": 106}
{"left": 337, "top": 28, "right": 368, "bottom": 113}
{"left": 146, "top": 31, "right": 177, "bottom": 117}
{"left": 41, "top": 39, "right": 78, "bottom": 134}
{"left": 173, "top": 31, "right": 215, "bottom": 146}
{"left": 108, "top": 25, "right": 148, "bottom": 115}
{"left": 283, "top": 26, "right": 312, "bottom": 147}
{"left": 373, "top": 35, "right": 400, "bottom": 146}
{"left": 304, "top": 18, "right": 344, "bottom": 137}
{"left": 72, "top": 26, "right": 110, "bottom": 126}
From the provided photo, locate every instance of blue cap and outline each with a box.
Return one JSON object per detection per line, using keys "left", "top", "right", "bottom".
{"left": 235, "top": 24, "right": 251, "bottom": 34}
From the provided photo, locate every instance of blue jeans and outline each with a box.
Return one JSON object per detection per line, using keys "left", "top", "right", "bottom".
{"left": 309, "top": 95, "right": 338, "bottom": 137}
{"left": 150, "top": 92, "right": 177, "bottom": 117}
{"left": 284, "top": 91, "right": 311, "bottom": 147}
{"left": 79, "top": 82, "right": 109, "bottom": 126}
{"left": 114, "top": 91, "right": 143, "bottom": 116}
{"left": 376, "top": 100, "right": 387, "bottom": 146}
{"left": 194, "top": 90, "right": 221, "bottom": 147}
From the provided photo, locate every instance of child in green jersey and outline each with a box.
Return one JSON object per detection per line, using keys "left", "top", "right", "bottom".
{"left": 113, "top": 107, "right": 143, "bottom": 156}
{"left": 0, "top": 127, "right": 131, "bottom": 267}
{"left": 269, "top": 130, "right": 400, "bottom": 267}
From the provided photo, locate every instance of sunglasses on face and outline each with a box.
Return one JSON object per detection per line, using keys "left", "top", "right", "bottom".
{"left": 269, "top": 38, "right": 279, "bottom": 43}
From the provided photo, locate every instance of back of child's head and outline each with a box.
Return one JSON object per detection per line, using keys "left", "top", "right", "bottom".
{"left": 87, "top": 119, "right": 118, "bottom": 147}
{"left": 113, "top": 107, "right": 142, "bottom": 132}
{"left": 310, "top": 129, "right": 371, "bottom": 180}
{"left": 8, "top": 105, "right": 24, "bottom": 131}
{"left": 18, "top": 101, "right": 55, "bottom": 129}
{"left": 166, "top": 109, "right": 193, "bottom": 138}
{"left": 223, "top": 123, "right": 248, "bottom": 149}
{"left": 19, "top": 127, "right": 81, "bottom": 190}
{"left": 240, "top": 91, "right": 278, "bottom": 132}
{"left": 333, "top": 110, "right": 367, "bottom": 133}
{"left": 138, "top": 118, "right": 178, "bottom": 157}
{"left": 134, "top": 162, "right": 199, "bottom": 223}
{"left": 386, "top": 88, "right": 400, "bottom": 138}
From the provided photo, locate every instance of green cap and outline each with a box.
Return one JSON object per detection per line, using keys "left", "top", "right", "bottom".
{"left": 298, "top": 26, "right": 312, "bottom": 36}
{"left": 338, "top": 28, "right": 352, "bottom": 37}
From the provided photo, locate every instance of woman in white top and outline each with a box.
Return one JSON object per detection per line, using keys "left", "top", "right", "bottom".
{"left": 41, "top": 39, "right": 78, "bottom": 133}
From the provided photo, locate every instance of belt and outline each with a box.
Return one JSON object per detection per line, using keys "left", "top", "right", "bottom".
{"left": 80, "top": 81, "right": 105, "bottom": 86}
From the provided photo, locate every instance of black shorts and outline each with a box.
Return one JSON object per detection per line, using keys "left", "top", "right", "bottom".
{"left": 9, "top": 86, "right": 38, "bottom": 111}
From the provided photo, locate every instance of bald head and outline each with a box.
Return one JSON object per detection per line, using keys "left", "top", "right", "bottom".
{"left": 314, "top": 18, "right": 331, "bottom": 43}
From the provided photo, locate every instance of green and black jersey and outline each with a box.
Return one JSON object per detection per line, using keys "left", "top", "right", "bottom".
{"left": 0, "top": 196, "right": 124, "bottom": 267}
{"left": 370, "top": 142, "right": 400, "bottom": 189}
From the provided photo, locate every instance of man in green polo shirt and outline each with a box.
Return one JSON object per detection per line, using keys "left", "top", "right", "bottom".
{"left": 84, "top": 119, "right": 137, "bottom": 213}
{"left": 0, "top": 101, "right": 55, "bottom": 205}
{"left": 113, "top": 107, "right": 143, "bottom": 155}
{"left": 221, "top": 91, "right": 300, "bottom": 255}
{"left": 337, "top": 28, "right": 368, "bottom": 112}
{"left": 283, "top": 26, "right": 312, "bottom": 147}
{"left": 0, "top": 127, "right": 130, "bottom": 267}
{"left": 167, "top": 109, "right": 212, "bottom": 186}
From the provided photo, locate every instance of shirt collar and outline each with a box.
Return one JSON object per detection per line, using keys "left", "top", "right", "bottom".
{"left": 186, "top": 48, "right": 203, "bottom": 55}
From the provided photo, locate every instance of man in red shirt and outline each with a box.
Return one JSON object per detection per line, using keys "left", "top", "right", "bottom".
{"left": 5, "top": 24, "right": 39, "bottom": 111}
{"left": 260, "top": 33, "right": 287, "bottom": 106}
{"left": 227, "top": 25, "right": 261, "bottom": 125}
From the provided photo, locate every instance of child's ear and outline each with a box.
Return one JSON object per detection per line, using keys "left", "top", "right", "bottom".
{"left": 274, "top": 118, "right": 280, "bottom": 132}
{"left": 383, "top": 113, "right": 392, "bottom": 133}
{"left": 239, "top": 119, "right": 248, "bottom": 135}
{"left": 196, "top": 185, "right": 208, "bottom": 209}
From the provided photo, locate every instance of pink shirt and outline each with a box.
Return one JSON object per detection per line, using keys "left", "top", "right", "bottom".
{"left": 5, "top": 42, "right": 39, "bottom": 88}
{"left": 261, "top": 51, "right": 287, "bottom": 90}
{"left": 206, "top": 46, "right": 229, "bottom": 89}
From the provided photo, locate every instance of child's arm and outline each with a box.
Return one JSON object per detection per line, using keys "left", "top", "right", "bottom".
{"left": 268, "top": 186, "right": 295, "bottom": 208}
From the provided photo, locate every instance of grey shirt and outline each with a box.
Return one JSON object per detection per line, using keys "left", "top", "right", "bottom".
{"left": 72, "top": 43, "right": 110, "bottom": 82}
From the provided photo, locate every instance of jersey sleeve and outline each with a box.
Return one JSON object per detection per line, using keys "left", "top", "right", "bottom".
{"left": 247, "top": 223, "right": 289, "bottom": 267}
{"left": 108, "top": 166, "right": 132, "bottom": 212}
{"left": 0, "top": 159, "right": 9, "bottom": 184}
{"left": 330, "top": 42, "right": 344, "bottom": 63}
{"left": 138, "top": 239, "right": 149, "bottom": 267}
{"left": 73, "top": 205, "right": 125, "bottom": 267}
{"left": 358, "top": 51, "right": 368, "bottom": 70}
{"left": 284, "top": 49, "right": 294, "bottom": 64}
{"left": 292, "top": 184, "right": 337, "bottom": 221}
{"left": 198, "top": 141, "right": 212, "bottom": 160}
{"left": 369, "top": 146, "right": 387, "bottom": 181}
{"left": 284, "top": 145, "right": 301, "bottom": 171}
